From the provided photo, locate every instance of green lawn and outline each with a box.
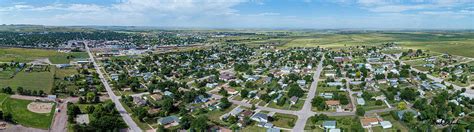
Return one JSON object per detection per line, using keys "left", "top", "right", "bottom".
{"left": 305, "top": 116, "right": 361, "bottom": 131}
{"left": 0, "top": 68, "right": 55, "bottom": 93}
{"left": 0, "top": 48, "right": 88, "bottom": 64}
{"left": 2, "top": 97, "right": 56, "bottom": 129}
{"left": 0, "top": 93, "right": 10, "bottom": 110}
{"left": 272, "top": 113, "right": 297, "bottom": 129}
{"left": 380, "top": 113, "right": 409, "bottom": 132}
{"left": 0, "top": 70, "right": 15, "bottom": 79}
{"left": 241, "top": 124, "right": 266, "bottom": 132}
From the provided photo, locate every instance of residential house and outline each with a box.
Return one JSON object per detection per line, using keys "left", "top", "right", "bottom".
{"left": 164, "top": 91, "right": 174, "bottom": 97}
{"left": 327, "top": 82, "right": 343, "bottom": 87}
{"left": 150, "top": 94, "right": 163, "bottom": 101}
{"left": 325, "top": 100, "right": 340, "bottom": 109}
{"left": 229, "top": 107, "right": 244, "bottom": 116}
{"left": 251, "top": 113, "right": 269, "bottom": 123}
{"left": 206, "top": 83, "right": 219, "bottom": 88}
{"left": 290, "top": 96, "right": 299, "bottom": 105}
{"left": 397, "top": 110, "right": 418, "bottom": 120}
{"left": 322, "top": 121, "right": 336, "bottom": 129}
{"left": 360, "top": 117, "right": 379, "bottom": 128}
{"left": 219, "top": 72, "right": 236, "bottom": 81}
{"left": 194, "top": 95, "right": 209, "bottom": 103}
{"left": 380, "top": 121, "right": 393, "bottom": 129}
{"left": 224, "top": 87, "right": 238, "bottom": 95}
{"left": 267, "top": 128, "right": 280, "bottom": 132}
{"left": 258, "top": 122, "right": 274, "bottom": 128}
{"left": 319, "top": 93, "right": 334, "bottom": 99}
{"left": 133, "top": 96, "right": 147, "bottom": 106}
{"left": 158, "top": 115, "right": 180, "bottom": 126}
{"left": 75, "top": 114, "right": 90, "bottom": 124}
{"left": 297, "top": 80, "right": 307, "bottom": 88}
{"left": 356, "top": 98, "right": 366, "bottom": 105}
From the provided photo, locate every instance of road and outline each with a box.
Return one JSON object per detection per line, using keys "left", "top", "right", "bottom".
{"left": 50, "top": 101, "right": 68, "bottom": 132}
{"left": 85, "top": 42, "right": 142, "bottom": 132}
{"left": 383, "top": 54, "right": 474, "bottom": 99}
{"left": 292, "top": 56, "right": 325, "bottom": 131}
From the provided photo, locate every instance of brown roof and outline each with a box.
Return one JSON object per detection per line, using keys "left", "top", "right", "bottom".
{"left": 224, "top": 87, "right": 236, "bottom": 93}
{"left": 325, "top": 100, "right": 340, "bottom": 106}
{"left": 241, "top": 110, "right": 254, "bottom": 117}
{"left": 360, "top": 117, "right": 379, "bottom": 126}
{"left": 150, "top": 94, "right": 163, "bottom": 101}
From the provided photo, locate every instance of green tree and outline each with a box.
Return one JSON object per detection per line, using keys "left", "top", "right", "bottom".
{"left": 190, "top": 116, "right": 208, "bottom": 131}
{"left": 356, "top": 106, "right": 365, "bottom": 116}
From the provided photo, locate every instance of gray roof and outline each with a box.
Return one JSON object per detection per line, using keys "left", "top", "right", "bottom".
{"left": 267, "top": 128, "right": 280, "bottom": 132}
{"left": 252, "top": 113, "right": 268, "bottom": 120}
{"left": 290, "top": 96, "right": 299, "bottom": 102}
{"left": 230, "top": 107, "right": 243, "bottom": 116}
{"left": 158, "top": 115, "right": 180, "bottom": 125}
{"left": 322, "top": 121, "right": 336, "bottom": 128}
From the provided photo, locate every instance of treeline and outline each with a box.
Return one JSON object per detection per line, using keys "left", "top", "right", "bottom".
{"left": 68, "top": 101, "right": 127, "bottom": 131}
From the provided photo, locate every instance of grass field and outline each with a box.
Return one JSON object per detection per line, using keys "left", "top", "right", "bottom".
{"left": 272, "top": 113, "right": 297, "bottom": 128}
{"left": 280, "top": 32, "right": 474, "bottom": 58}
{"left": 0, "top": 68, "right": 55, "bottom": 93}
{"left": 0, "top": 93, "right": 9, "bottom": 110}
{"left": 0, "top": 48, "right": 88, "bottom": 64}
{"left": 2, "top": 97, "right": 56, "bottom": 129}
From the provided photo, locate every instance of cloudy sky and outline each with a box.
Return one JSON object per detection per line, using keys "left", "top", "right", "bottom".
{"left": 0, "top": 0, "right": 473, "bottom": 29}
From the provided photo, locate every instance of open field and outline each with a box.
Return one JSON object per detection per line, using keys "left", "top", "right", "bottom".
{"left": 280, "top": 32, "right": 474, "bottom": 58}
{"left": 0, "top": 93, "right": 9, "bottom": 110}
{"left": 2, "top": 97, "right": 56, "bottom": 129}
{"left": 272, "top": 113, "right": 297, "bottom": 128}
{"left": 0, "top": 48, "right": 88, "bottom": 64}
{"left": 0, "top": 68, "right": 55, "bottom": 93}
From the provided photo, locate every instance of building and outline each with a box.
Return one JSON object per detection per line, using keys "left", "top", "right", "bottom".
{"left": 267, "top": 128, "right": 280, "bottom": 132}
{"left": 325, "top": 100, "right": 340, "bottom": 109}
{"left": 133, "top": 96, "right": 147, "bottom": 106}
{"left": 258, "top": 122, "right": 274, "bottom": 128}
{"left": 320, "top": 93, "right": 334, "bottom": 99}
{"left": 158, "top": 115, "right": 180, "bottom": 126}
{"left": 297, "top": 80, "right": 306, "bottom": 87}
{"left": 229, "top": 107, "right": 244, "bottom": 116}
{"left": 356, "top": 98, "right": 366, "bottom": 105}
{"left": 251, "top": 113, "right": 269, "bottom": 123}
{"left": 322, "top": 121, "right": 336, "bottom": 129}
{"left": 224, "top": 87, "right": 238, "bottom": 95}
{"left": 380, "top": 121, "right": 393, "bottom": 129}
{"left": 327, "top": 82, "right": 343, "bottom": 87}
{"left": 150, "top": 94, "right": 163, "bottom": 101}
{"left": 75, "top": 114, "right": 90, "bottom": 124}
{"left": 397, "top": 110, "right": 418, "bottom": 120}
{"left": 290, "top": 96, "right": 299, "bottom": 105}
{"left": 360, "top": 117, "right": 379, "bottom": 128}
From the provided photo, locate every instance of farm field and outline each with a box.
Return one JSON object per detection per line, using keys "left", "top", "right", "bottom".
{"left": 0, "top": 48, "right": 88, "bottom": 64}
{"left": 0, "top": 68, "right": 55, "bottom": 93}
{"left": 1, "top": 97, "right": 56, "bottom": 129}
{"left": 280, "top": 32, "right": 474, "bottom": 58}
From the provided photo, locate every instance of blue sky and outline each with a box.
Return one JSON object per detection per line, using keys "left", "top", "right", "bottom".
{"left": 0, "top": 0, "right": 473, "bottom": 29}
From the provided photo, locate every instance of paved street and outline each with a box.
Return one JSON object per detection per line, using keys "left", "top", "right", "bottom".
{"left": 50, "top": 101, "right": 68, "bottom": 132}
{"left": 85, "top": 42, "right": 142, "bottom": 132}
{"left": 292, "top": 56, "right": 325, "bottom": 131}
